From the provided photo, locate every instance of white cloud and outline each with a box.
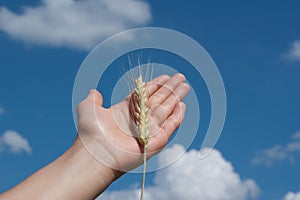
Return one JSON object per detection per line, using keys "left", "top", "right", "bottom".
{"left": 251, "top": 145, "right": 293, "bottom": 167}
{"left": 0, "top": 0, "right": 151, "bottom": 50}
{"left": 284, "top": 40, "right": 300, "bottom": 61}
{"left": 0, "top": 106, "right": 5, "bottom": 115}
{"left": 99, "top": 145, "right": 259, "bottom": 200}
{"left": 283, "top": 192, "right": 300, "bottom": 200}
{"left": 252, "top": 132, "right": 300, "bottom": 167}
{"left": 292, "top": 132, "right": 300, "bottom": 140}
{"left": 0, "top": 130, "right": 32, "bottom": 154}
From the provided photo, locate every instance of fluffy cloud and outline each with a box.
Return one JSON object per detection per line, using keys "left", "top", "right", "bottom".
{"left": 283, "top": 192, "right": 300, "bottom": 200}
{"left": 0, "top": 0, "right": 151, "bottom": 50}
{"left": 0, "top": 106, "right": 5, "bottom": 115}
{"left": 99, "top": 145, "right": 259, "bottom": 200}
{"left": 284, "top": 40, "right": 300, "bottom": 61}
{"left": 252, "top": 132, "right": 300, "bottom": 167}
{"left": 0, "top": 130, "right": 32, "bottom": 154}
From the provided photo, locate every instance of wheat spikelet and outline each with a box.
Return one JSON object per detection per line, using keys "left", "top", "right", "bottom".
{"left": 132, "top": 65, "right": 150, "bottom": 200}
{"left": 134, "top": 75, "right": 149, "bottom": 147}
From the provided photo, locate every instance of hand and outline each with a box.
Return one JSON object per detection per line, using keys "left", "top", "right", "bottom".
{"left": 0, "top": 73, "right": 190, "bottom": 200}
{"left": 77, "top": 73, "right": 190, "bottom": 172}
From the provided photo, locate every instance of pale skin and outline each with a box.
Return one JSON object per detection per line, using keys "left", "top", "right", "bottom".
{"left": 0, "top": 73, "right": 190, "bottom": 200}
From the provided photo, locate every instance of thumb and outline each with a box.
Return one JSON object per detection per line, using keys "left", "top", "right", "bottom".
{"left": 87, "top": 89, "right": 103, "bottom": 106}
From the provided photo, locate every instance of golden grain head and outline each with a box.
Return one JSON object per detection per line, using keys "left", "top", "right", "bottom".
{"left": 133, "top": 74, "right": 150, "bottom": 147}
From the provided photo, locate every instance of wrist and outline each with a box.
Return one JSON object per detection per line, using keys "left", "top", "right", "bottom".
{"left": 48, "top": 136, "right": 123, "bottom": 199}
{"left": 68, "top": 137, "right": 122, "bottom": 193}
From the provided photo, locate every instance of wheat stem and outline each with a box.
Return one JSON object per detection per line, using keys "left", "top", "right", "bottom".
{"left": 140, "top": 145, "right": 147, "bottom": 200}
{"left": 132, "top": 66, "right": 150, "bottom": 200}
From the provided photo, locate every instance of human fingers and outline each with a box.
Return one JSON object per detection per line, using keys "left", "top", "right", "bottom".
{"left": 146, "top": 75, "right": 171, "bottom": 96}
{"left": 124, "top": 75, "right": 170, "bottom": 102}
{"left": 149, "top": 102, "right": 186, "bottom": 149}
{"left": 148, "top": 73, "right": 186, "bottom": 107}
{"left": 151, "top": 82, "right": 190, "bottom": 126}
{"left": 162, "top": 102, "right": 186, "bottom": 139}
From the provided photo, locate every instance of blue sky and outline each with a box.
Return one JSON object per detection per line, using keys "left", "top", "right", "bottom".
{"left": 1, "top": 1, "right": 300, "bottom": 199}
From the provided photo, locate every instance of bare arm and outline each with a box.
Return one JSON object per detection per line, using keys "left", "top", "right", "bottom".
{"left": 0, "top": 137, "right": 118, "bottom": 200}
{"left": 0, "top": 74, "right": 189, "bottom": 200}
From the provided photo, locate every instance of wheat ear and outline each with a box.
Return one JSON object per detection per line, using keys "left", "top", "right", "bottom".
{"left": 133, "top": 68, "right": 149, "bottom": 200}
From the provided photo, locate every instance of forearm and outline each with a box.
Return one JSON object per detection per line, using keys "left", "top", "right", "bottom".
{"left": 0, "top": 137, "right": 120, "bottom": 200}
{"left": 0, "top": 74, "right": 188, "bottom": 200}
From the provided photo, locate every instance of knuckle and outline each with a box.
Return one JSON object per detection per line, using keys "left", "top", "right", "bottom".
{"left": 163, "top": 83, "right": 174, "bottom": 92}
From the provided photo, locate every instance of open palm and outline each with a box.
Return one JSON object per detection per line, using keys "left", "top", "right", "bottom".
{"left": 77, "top": 74, "right": 189, "bottom": 172}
